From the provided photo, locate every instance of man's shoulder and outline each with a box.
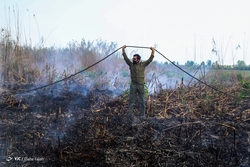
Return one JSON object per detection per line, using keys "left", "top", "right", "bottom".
{"left": 139, "top": 61, "right": 147, "bottom": 66}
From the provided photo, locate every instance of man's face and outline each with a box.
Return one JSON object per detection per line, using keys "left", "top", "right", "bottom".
{"left": 133, "top": 56, "right": 139, "bottom": 64}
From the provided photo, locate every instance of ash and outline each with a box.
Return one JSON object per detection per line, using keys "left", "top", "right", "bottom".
{"left": 0, "top": 83, "right": 250, "bottom": 167}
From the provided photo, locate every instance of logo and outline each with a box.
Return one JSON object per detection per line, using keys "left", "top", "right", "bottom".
{"left": 6, "top": 156, "right": 13, "bottom": 162}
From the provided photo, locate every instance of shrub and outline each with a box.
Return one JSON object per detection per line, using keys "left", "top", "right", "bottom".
{"left": 238, "top": 79, "right": 250, "bottom": 99}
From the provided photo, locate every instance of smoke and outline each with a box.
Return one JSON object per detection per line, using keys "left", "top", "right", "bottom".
{"left": 0, "top": 41, "right": 209, "bottom": 165}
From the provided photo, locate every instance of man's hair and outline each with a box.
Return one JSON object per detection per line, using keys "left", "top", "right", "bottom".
{"left": 133, "top": 54, "right": 141, "bottom": 60}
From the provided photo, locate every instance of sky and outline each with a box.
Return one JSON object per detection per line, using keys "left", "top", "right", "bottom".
{"left": 1, "top": 0, "right": 250, "bottom": 65}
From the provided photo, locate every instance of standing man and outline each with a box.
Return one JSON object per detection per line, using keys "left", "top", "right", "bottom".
{"left": 122, "top": 45, "right": 155, "bottom": 118}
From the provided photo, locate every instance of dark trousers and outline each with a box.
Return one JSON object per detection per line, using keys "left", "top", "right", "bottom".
{"left": 128, "top": 82, "right": 145, "bottom": 116}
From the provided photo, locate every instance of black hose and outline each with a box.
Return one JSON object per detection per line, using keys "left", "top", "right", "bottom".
{"left": 127, "top": 45, "right": 236, "bottom": 99}
{"left": 11, "top": 47, "right": 122, "bottom": 95}
{"left": 8, "top": 45, "right": 237, "bottom": 99}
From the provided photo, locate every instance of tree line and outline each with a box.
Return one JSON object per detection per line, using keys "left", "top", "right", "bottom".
{"left": 184, "top": 60, "right": 250, "bottom": 70}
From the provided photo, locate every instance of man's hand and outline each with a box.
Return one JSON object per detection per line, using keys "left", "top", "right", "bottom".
{"left": 122, "top": 45, "right": 126, "bottom": 54}
{"left": 150, "top": 47, "right": 155, "bottom": 56}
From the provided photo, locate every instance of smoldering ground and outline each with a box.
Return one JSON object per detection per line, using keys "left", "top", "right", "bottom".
{"left": 3, "top": 42, "right": 247, "bottom": 166}
{"left": 1, "top": 76, "right": 250, "bottom": 166}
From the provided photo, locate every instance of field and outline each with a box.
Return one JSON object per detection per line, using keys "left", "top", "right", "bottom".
{"left": 1, "top": 43, "right": 250, "bottom": 166}
{"left": 1, "top": 5, "right": 250, "bottom": 166}
{"left": 1, "top": 24, "right": 250, "bottom": 166}
{"left": 210, "top": 69, "right": 250, "bottom": 78}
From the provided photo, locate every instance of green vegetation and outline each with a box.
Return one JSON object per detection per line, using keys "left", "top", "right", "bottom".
{"left": 238, "top": 79, "right": 250, "bottom": 99}
{"left": 184, "top": 59, "right": 250, "bottom": 70}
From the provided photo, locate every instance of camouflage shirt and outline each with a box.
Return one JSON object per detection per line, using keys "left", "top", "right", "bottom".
{"left": 122, "top": 52, "right": 154, "bottom": 85}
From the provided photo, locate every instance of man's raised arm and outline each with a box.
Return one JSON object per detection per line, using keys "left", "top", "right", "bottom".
{"left": 122, "top": 45, "right": 132, "bottom": 66}
{"left": 143, "top": 47, "right": 155, "bottom": 66}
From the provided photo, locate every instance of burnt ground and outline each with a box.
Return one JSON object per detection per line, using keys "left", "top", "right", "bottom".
{"left": 0, "top": 83, "right": 250, "bottom": 167}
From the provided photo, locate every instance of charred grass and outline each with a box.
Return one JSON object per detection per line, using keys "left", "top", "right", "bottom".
{"left": 0, "top": 75, "right": 250, "bottom": 167}
{"left": 1, "top": 7, "right": 250, "bottom": 166}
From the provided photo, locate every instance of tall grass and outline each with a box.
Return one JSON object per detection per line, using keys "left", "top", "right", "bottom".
{"left": 1, "top": 5, "right": 248, "bottom": 98}
{"left": 0, "top": 6, "right": 121, "bottom": 87}
{"left": 0, "top": 37, "right": 120, "bottom": 85}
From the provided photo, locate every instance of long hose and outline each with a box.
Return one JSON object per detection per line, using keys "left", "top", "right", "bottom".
{"left": 8, "top": 45, "right": 237, "bottom": 98}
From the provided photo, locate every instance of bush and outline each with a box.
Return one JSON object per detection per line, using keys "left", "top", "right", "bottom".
{"left": 238, "top": 79, "right": 250, "bottom": 99}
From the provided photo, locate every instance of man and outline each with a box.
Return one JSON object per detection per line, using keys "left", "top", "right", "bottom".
{"left": 122, "top": 45, "right": 155, "bottom": 118}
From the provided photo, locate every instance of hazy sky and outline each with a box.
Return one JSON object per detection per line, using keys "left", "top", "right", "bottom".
{"left": 1, "top": 0, "right": 250, "bottom": 65}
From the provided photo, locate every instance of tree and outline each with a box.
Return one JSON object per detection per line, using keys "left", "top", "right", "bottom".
{"left": 185, "top": 60, "right": 195, "bottom": 67}
{"left": 237, "top": 60, "right": 246, "bottom": 70}
{"left": 206, "top": 60, "right": 212, "bottom": 67}
{"left": 212, "top": 61, "right": 220, "bottom": 69}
